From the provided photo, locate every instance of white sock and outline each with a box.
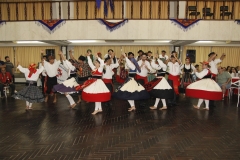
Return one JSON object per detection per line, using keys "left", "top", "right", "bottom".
{"left": 66, "top": 94, "right": 75, "bottom": 105}
{"left": 128, "top": 100, "right": 135, "bottom": 107}
{"left": 205, "top": 100, "right": 209, "bottom": 109}
{"left": 95, "top": 102, "right": 99, "bottom": 111}
{"left": 161, "top": 99, "right": 166, "bottom": 106}
{"left": 98, "top": 102, "right": 102, "bottom": 110}
{"left": 197, "top": 99, "right": 204, "bottom": 107}
{"left": 29, "top": 103, "right": 32, "bottom": 108}
{"left": 154, "top": 98, "right": 160, "bottom": 107}
{"left": 26, "top": 101, "right": 29, "bottom": 106}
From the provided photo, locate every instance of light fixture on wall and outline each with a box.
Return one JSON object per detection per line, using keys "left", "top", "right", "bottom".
{"left": 16, "top": 41, "right": 44, "bottom": 44}
{"left": 68, "top": 40, "right": 97, "bottom": 43}
{"left": 195, "top": 41, "right": 215, "bottom": 43}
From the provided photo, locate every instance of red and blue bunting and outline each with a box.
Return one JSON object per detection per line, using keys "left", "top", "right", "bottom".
{"left": 98, "top": 19, "right": 128, "bottom": 32}
{"left": 0, "top": 21, "right": 6, "bottom": 27}
{"left": 35, "top": 19, "right": 66, "bottom": 34}
{"left": 170, "top": 19, "right": 201, "bottom": 31}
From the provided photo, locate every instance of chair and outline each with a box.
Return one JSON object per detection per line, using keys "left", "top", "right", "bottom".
{"left": 202, "top": 8, "right": 214, "bottom": 19}
{"left": 220, "top": 6, "right": 232, "bottom": 19}
{"left": 228, "top": 80, "right": 238, "bottom": 99}
{"left": 228, "top": 80, "right": 240, "bottom": 107}
{"left": 3, "top": 86, "right": 10, "bottom": 98}
{"left": 188, "top": 6, "right": 200, "bottom": 18}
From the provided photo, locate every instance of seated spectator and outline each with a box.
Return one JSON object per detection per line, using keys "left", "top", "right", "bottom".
{"left": 226, "top": 66, "right": 231, "bottom": 73}
{"left": 216, "top": 66, "right": 232, "bottom": 99}
{"left": 230, "top": 67, "right": 238, "bottom": 77}
{"left": 0, "top": 67, "right": 15, "bottom": 98}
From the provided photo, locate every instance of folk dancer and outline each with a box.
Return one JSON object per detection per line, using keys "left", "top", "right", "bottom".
{"left": 113, "top": 52, "right": 150, "bottom": 112}
{"left": 13, "top": 62, "right": 44, "bottom": 110}
{"left": 186, "top": 61, "right": 222, "bottom": 110}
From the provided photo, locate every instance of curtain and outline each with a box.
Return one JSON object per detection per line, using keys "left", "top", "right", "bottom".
{"left": 72, "top": 46, "right": 170, "bottom": 60}
{"left": 234, "top": 2, "right": 240, "bottom": 19}
{"left": 183, "top": 46, "right": 240, "bottom": 67}
{"left": 14, "top": 46, "right": 60, "bottom": 67}
{"left": 0, "top": 47, "right": 14, "bottom": 64}
{"left": 211, "top": 46, "right": 240, "bottom": 67}
{"left": 182, "top": 46, "right": 211, "bottom": 65}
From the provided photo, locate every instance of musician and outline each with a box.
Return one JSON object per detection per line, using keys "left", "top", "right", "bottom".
{"left": 0, "top": 67, "right": 15, "bottom": 98}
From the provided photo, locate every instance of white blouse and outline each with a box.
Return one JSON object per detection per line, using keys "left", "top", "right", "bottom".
{"left": 43, "top": 60, "right": 61, "bottom": 77}
{"left": 167, "top": 62, "right": 180, "bottom": 76}
{"left": 137, "top": 60, "right": 153, "bottom": 77}
{"left": 17, "top": 65, "right": 44, "bottom": 81}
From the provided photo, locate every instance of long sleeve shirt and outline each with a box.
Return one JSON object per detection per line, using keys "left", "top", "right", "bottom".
{"left": 209, "top": 59, "right": 222, "bottom": 75}
{"left": 167, "top": 62, "right": 180, "bottom": 76}
{"left": 102, "top": 60, "right": 119, "bottom": 79}
{"left": 17, "top": 65, "right": 44, "bottom": 81}
{"left": 43, "top": 60, "right": 61, "bottom": 77}
{"left": 87, "top": 56, "right": 104, "bottom": 75}
{"left": 137, "top": 60, "right": 153, "bottom": 77}
{"left": 195, "top": 68, "right": 209, "bottom": 79}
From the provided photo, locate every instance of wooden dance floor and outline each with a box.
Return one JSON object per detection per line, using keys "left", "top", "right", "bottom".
{"left": 0, "top": 84, "right": 240, "bottom": 160}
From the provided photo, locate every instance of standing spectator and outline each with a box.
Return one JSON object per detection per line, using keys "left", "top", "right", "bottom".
{"left": 5, "top": 56, "right": 15, "bottom": 83}
{"left": 0, "top": 56, "right": 6, "bottom": 69}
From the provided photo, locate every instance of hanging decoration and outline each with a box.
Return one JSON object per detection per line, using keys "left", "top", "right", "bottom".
{"left": 170, "top": 19, "right": 201, "bottom": 31}
{"left": 35, "top": 19, "right": 65, "bottom": 34}
{"left": 234, "top": 19, "right": 240, "bottom": 24}
{"left": 0, "top": 21, "right": 6, "bottom": 27}
{"left": 96, "top": 0, "right": 114, "bottom": 16}
{"left": 98, "top": 19, "right": 128, "bottom": 32}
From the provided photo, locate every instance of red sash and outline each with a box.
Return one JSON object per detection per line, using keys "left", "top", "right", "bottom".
{"left": 168, "top": 74, "right": 180, "bottom": 95}
{"left": 102, "top": 78, "right": 112, "bottom": 84}
{"left": 135, "top": 74, "right": 148, "bottom": 85}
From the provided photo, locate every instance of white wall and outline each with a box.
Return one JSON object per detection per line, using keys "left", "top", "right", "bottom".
{"left": 0, "top": 20, "right": 240, "bottom": 41}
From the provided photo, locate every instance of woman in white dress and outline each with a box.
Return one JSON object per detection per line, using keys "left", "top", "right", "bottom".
{"left": 186, "top": 61, "right": 222, "bottom": 110}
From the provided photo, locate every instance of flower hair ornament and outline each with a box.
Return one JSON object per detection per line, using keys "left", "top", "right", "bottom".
{"left": 28, "top": 63, "right": 37, "bottom": 78}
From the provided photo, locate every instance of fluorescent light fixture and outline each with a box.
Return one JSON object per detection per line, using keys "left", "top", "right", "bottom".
{"left": 68, "top": 40, "right": 97, "bottom": 43}
{"left": 157, "top": 40, "right": 171, "bottom": 43}
{"left": 16, "top": 41, "right": 44, "bottom": 44}
{"left": 195, "top": 41, "right": 215, "bottom": 43}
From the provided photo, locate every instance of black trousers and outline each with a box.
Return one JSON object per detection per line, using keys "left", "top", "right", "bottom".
{"left": 0, "top": 83, "right": 15, "bottom": 96}
{"left": 41, "top": 75, "right": 45, "bottom": 94}
{"left": 46, "top": 76, "right": 57, "bottom": 94}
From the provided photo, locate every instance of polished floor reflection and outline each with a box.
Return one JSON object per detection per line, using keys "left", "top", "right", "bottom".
{"left": 0, "top": 85, "right": 240, "bottom": 160}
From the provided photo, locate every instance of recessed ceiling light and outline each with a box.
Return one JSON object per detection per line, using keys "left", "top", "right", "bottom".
{"left": 16, "top": 41, "right": 44, "bottom": 44}
{"left": 195, "top": 41, "right": 215, "bottom": 43}
{"left": 68, "top": 40, "right": 97, "bottom": 43}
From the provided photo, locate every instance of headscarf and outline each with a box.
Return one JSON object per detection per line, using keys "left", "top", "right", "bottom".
{"left": 28, "top": 63, "right": 37, "bottom": 78}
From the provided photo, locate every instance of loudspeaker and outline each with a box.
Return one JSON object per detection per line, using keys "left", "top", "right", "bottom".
{"left": 186, "top": 49, "right": 196, "bottom": 63}
{"left": 46, "top": 49, "right": 55, "bottom": 58}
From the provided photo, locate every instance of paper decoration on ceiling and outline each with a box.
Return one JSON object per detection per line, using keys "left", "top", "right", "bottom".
{"left": 0, "top": 21, "right": 6, "bottom": 27}
{"left": 35, "top": 19, "right": 65, "bottom": 34}
{"left": 99, "top": 19, "right": 128, "bottom": 32}
{"left": 234, "top": 19, "right": 240, "bottom": 24}
{"left": 170, "top": 19, "right": 201, "bottom": 31}
{"left": 96, "top": 0, "right": 114, "bottom": 16}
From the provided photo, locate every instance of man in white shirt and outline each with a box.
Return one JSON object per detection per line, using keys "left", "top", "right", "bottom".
{"left": 42, "top": 53, "right": 61, "bottom": 103}
{"left": 135, "top": 50, "right": 144, "bottom": 61}
{"left": 135, "top": 53, "right": 153, "bottom": 85}
{"left": 40, "top": 54, "right": 47, "bottom": 94}
{"left": 159, "top": 50, "right": 169, "bottom": 62}
{"left": 208, "top": 52, "right": 226, "bottom": 80}
{"left": 166, "top": 55, "right": 181, "bottom": 106}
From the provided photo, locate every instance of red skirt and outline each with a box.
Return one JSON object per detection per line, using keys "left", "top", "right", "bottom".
{"left": 135, "top": 74, "right": 148, "bottom": 85}
{"left": 168, "top": 74, "right": 180, "bottom": 95}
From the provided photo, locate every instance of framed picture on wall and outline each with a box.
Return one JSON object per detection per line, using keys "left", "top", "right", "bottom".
{"left": 174, "top": 46, "right": 180, "bottom": 58}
